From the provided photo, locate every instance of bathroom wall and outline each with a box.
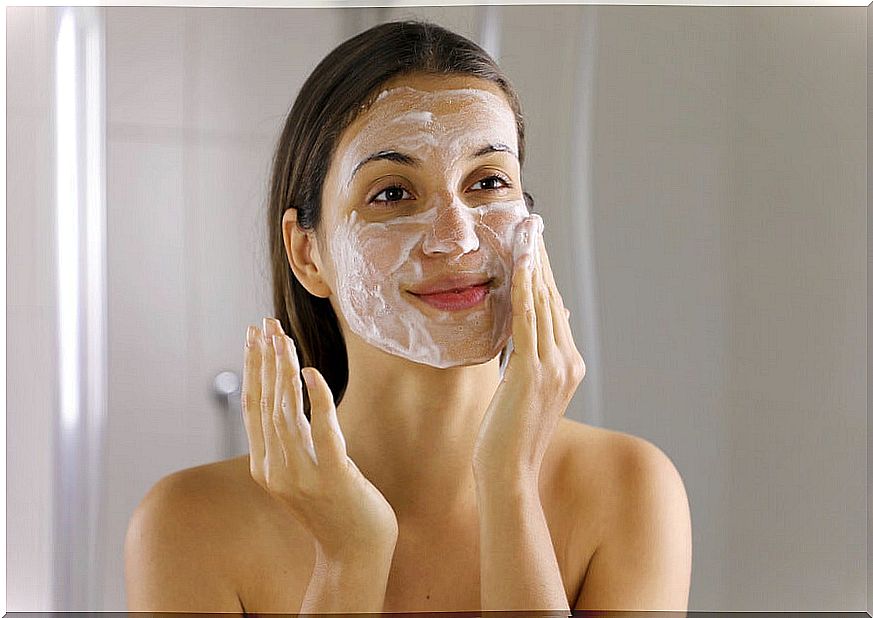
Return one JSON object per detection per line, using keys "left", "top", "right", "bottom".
{"left": 7, "top": 6, "right": 59, "bottom": 611}
{"left": 582, "top": 7, "right": 865, "bottom": 609}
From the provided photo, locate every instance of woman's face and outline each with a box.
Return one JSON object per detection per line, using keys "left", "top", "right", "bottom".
{"left": 315, "top": 73, "right": 538, "bottom": 369}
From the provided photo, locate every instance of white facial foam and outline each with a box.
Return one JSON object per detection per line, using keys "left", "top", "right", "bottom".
{"left": 326, "top": 85, "right": 544, "bottom": 368}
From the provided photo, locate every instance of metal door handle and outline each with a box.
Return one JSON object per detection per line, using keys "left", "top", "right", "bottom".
{"left": 212, "top": 370, "right": 247, "bottom": 459}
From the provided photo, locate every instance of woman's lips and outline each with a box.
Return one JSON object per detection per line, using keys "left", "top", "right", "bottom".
{"left": 410, "top": 283, "right": 491, "bottom": 312}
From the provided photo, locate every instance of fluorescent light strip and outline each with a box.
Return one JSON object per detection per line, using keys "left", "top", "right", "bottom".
{"left": 83, "top": 8, "right": 108, "bottom": 610}
{"left": 55, "top": 8, "right": 80, "bottom": 440}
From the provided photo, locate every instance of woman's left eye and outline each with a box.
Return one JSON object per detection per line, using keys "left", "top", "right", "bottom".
{"left": 470, "top": 175, "right": 511, "bottom": 192}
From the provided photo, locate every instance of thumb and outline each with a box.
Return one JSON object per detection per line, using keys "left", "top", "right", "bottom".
{"left": 301, "top": 367, "right": 347, "bottom": 468}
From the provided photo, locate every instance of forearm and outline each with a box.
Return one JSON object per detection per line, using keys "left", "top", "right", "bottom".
{"left": 299, "top": 543, "right": 395, "bottom": 616}
{"left": 476, "top": 475, "right": 570, "bottom": 617}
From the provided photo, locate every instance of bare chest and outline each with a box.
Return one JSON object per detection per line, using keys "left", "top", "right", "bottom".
{"left": 236, "top": 520, "right": 483, "bottom": 613}
{"left": 236, "top": 503, "right": 593, "bottom": 614}
{"left": 381, "top": 519, "right": 484, "bottom": 612}
{"left": 231, "top": 422, "right": 607, "bottom": 614}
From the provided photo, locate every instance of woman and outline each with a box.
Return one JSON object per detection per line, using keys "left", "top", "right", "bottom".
{"left": 124, "top": 19, "right": 692, "bottom": 615}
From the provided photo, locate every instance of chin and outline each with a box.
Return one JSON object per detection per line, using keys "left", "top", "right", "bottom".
{"left": 356, "top": 321, "right": 512, "bottom": 369}
{"left": 422, "top": 338, "right": 510, "bottom": 369}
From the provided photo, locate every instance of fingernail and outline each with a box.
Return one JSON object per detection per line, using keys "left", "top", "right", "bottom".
{"left": 246, "top": 326, "right": 256, "bottom": 348}
{"left": 272, "top": 334, "right": 282, "bottom": 351}
{"left": 301, "top": 367, "right": 313, "bottom": 387}
{"left": 520, "top": 219, "right": 536, "bottom": 248}
{"left": 262, "top": 317, "right": 272, "bottom": 337}
{"left": 512, "top": 216, "right": 539, "bottom": 267}
{"left": 521, "top": 229, "right": 531, "bottom": 246}
{"left": 519, "top": 253, "right": 533, "bottom": 271}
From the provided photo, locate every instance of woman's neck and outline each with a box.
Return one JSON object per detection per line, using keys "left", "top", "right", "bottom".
{"left": 335, "top": 338, "right": 502, "bottom": 522}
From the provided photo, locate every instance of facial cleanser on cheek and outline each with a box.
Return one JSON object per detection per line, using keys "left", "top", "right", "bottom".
{"left": 330, "top": 200, "right": 536, "bottom": 368}
{"left": 327, "top": 85, "right": 533, "bottom": 367}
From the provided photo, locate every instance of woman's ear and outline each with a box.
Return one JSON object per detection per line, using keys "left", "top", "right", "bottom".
{"left": 282, "top": 208, "right": 332, "bottom": 299}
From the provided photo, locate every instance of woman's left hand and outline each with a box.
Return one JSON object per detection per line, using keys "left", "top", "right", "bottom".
{"left": 473, "top": 215, "right": 586, "bottom": 486}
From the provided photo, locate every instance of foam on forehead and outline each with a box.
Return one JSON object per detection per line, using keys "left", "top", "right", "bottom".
{"left": 337, "top": 86, "right": 518, "bottom": 196}
{"left": 372, "top": 85, "right": 502, "bottom": 105}
{"left": 364, "top": 85, "right": 515, "bottom": 136}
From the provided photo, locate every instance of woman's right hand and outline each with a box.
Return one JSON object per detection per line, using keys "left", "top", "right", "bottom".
{"left": 242, "top": 317, "right": 399, "bottom": 561}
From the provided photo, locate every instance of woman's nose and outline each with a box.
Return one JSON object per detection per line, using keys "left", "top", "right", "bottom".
{"left": 421, "top": 201, "right": 480, "bottom": 257}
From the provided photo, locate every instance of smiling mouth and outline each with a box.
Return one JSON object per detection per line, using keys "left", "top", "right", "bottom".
{"left": 408, "top": 280, "right": 494, "bottom": 312}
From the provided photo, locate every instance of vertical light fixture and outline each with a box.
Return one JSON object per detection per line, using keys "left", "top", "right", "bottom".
{"left": 568, "top": 7, "right": 604, "bottom": 426}
{"left": 478, "top": 3, "right": 501, "bottom": 61}
{"left": 53, "top": 6, "right": 107, "bottom": 611}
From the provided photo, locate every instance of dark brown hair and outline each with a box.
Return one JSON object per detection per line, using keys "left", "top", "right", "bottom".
{"left": 267, "top": 19, "right": 534, "bottom": 419}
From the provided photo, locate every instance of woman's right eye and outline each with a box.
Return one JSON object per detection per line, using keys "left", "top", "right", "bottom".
{"left": 371, "top": 184, "right": 413, "bottom": 205}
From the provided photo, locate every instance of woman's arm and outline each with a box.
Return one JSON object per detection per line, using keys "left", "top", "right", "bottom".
{"left": 473, "top": 216, "right": 580, "bottom": 616}
{"left": 475, "top": 471, "right": 569, "bottom": 617}
{"left": 573, "top": 438, "right": 692, "bottom": 611}
{"left": 299, "top": 542, "right": 396, "bottom": 616}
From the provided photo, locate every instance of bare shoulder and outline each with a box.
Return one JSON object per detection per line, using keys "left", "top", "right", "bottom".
{"left": 124, "top": 457, "right": 251, "bottom": 611}
{"left": 130, "top": 456, "right": 256, "bottom": 531}
{"left": 552, "top": 417, "right": 685, "bottom": 481}
{"left": 139, "top": 454, "right": 314, "bottom": 554}
{"left": 550, "top": 418, "right": 689, "bottom": 517}
{"left": 125, "top": 456, "right": 314, "bottom": 612}
{"left": 546, "top": 418, "right": 690, "bottom": 551}
{"left": 545, "top": 419, "right": 692, "bottom": 607}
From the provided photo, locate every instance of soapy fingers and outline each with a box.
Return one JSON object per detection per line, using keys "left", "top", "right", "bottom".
{"left": 509, "top": 215, "right": 541, "bottom": 361}
{"left": 242, "top": 326, "right": 265, "bottom": 466}
{"left": 242, "top": 322, "right": 314, "bottom": 484}
{"left": 241, "top": 318, "right": 399, "bottom": 557}
{"left": 474, "top": 213, "right": 586, "bottom": 478}
{"left": 509, "top": 252, "right": 536, "bottom": 360}
{"left": 258, "top": 325, "right": 282, "bottom": 475}
{"left": 531, "top": 250, "right": 554, "bottom": 359}
{"left": 509, "top": 214, "right": 579, "bottom": 361}
{"left": 273, "top": 333, "right": 317, "bottom": 471}
{"left": 534, "top": 222, "right": 575, "bottom": 351}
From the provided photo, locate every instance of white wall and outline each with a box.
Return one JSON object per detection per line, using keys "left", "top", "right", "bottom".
{"left": 586, "top": 7, "right": 865, "bottom": 610}
{"left": 7, "top": 7, "right": 59, "bottom": 611}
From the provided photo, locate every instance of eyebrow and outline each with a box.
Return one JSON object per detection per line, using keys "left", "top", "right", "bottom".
{"left": 347, "top": 142, "right": 518, "bottom": 187}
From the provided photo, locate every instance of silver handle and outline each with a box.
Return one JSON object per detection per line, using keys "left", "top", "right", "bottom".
{"left": 213, "top": 370, "right": 247, "bottom": 459}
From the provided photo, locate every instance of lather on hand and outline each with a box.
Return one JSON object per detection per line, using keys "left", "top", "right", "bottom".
{"left": 241, "top": 318, "right": 398, "bottom": 614}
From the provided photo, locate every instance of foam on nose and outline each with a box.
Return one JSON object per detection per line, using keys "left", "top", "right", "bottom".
{"left": 421, "top": 201, "right": 480, "bottom": 257}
